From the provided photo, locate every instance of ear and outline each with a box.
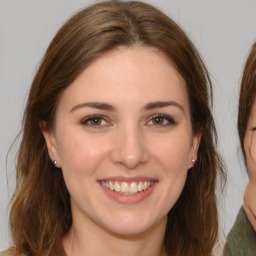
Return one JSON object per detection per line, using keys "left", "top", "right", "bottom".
{"left": 188, "top": 130, "right": 202, "bottom": 169}
{"left": 39, "top": 121, "right": 61, "bottom": 168}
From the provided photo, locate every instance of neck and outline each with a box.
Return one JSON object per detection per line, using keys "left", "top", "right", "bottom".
{"left": 243, "top": 180, "right": 256, "bottom": 232}
{"left": 63, "top": 214, "right": 168, "bottom": 256}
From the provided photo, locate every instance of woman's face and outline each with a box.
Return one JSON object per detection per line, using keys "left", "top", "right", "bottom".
{"left": 43, "top": 46, "right": 200, "bottom": 236}
{"left": 244, "top": 99, "right": 256, "bottom": 182}
{"left": 243, "top": 98, "right": 256, "bottom": 231}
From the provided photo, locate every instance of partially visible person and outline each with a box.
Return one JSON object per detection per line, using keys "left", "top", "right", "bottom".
{"left": 223, "top": 42, "right": 256, "bottom": 255}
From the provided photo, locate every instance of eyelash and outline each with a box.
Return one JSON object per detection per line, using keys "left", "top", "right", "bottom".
{"left": 80, "top": 114, "right": 176, "bottom": 128}
{"left": 147, "top": 114, "right": 176, "bottom": 127}
{"left": 80, "top": 115, "right": 109, "bottom": 128}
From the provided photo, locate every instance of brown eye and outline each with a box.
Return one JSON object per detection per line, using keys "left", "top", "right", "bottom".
{"left": 89, "top": 117, "right": 103, "bottom": 125}
{"left": 152, "top": 116, "right": 165, "bottom": 125}
{"left": 148, "top": 114, "right": 176, "bottom": 126}
{"left": 81, "top": 115, "right": 107, "bottom": 127}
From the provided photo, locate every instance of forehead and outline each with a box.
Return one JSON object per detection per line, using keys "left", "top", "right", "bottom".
{"left": 57, "top": 46, "right": 189, "bottom": 112}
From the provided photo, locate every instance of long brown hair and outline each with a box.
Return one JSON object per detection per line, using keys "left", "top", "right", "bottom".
{"left": 9, "top": 1, "right": 224, "bottom": 255}
{"left": 238, "top": 43, "right": 256, "bottom": 158}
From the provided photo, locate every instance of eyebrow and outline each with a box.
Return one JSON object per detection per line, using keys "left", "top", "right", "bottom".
{"left": 142, "top": 101, "right": 184, "bottom": 113}
{"left": 70, "top": 101, "right": 184, "bottom": 113}
{"left": 70, "top": 102, "right": 116, "bottom": 112}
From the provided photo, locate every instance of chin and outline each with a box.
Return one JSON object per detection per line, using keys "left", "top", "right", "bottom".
{"left": 106, "top": 224, "right": 152, "bottom": 237}
{"left": 101, "top": 212, "right": 165, "bottom": 237}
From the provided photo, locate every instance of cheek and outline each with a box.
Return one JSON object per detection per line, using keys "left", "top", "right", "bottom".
{"left": 151, "top": 132, "right": 192, "bottom": 171}
{"left": 151, "top": 133, "right": 191, "bottom": 203}
{"left": 57, "top": 131, "right": 109, "bottom": 177}
{"left": 150, "top": 134, "right": 190, "bottom": 216}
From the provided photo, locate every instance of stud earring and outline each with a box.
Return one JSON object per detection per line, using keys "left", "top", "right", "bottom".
{"left": 192, "top": 159, "right": 195, "bottom": 163}
{"left": 53, "top": 160, "right": 57, "bottom": 166}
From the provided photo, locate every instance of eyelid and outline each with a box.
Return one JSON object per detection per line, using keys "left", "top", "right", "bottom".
{"left": 80, "top": 114, "right": 110, "bottom": 127}
{"left": 79, "top": 114, "right": 176, "bottom": 128}
{"left": 146, "top": 114, "right": 176, "bottom": 126}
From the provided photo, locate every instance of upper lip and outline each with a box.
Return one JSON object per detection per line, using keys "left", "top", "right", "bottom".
{"left": 98, "top": 176, "right": 157, "bottom": 182}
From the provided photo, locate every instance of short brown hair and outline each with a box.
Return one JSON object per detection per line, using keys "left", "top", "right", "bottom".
{"left": 238, "top": 43, "right": 256, "bottom": 158}
{"left": 9, "top": 1, "right": 224, "bottom": 255}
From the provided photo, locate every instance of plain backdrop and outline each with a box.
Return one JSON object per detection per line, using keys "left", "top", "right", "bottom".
{"left": 1, "top": 0, "right": 256, "bottom": 250}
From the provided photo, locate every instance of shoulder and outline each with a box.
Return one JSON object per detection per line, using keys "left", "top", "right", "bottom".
{"left": 224, "top": 206, "right": 256, "bottom": 255}
{"left": 222, "top": 243, "right": 232, "bottom": 256}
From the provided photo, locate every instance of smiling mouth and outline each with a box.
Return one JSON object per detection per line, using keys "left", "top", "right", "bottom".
{"left": 100, "top": 180, "right": 154, "bottom": 195}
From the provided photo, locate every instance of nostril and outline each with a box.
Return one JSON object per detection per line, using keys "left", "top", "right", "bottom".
{"left": 110, "top": 145, "right": 150, "bottom": 169}
{"left": 109, "top": 129, "right": 150, "bottom": 169}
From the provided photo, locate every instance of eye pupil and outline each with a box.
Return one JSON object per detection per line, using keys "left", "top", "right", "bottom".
{"left": 81, "top": 115, "right": 108, "bottom": 127}
{"left": 153, "top": 117, "right": 163, "bottom": 125}
{"left": 92, "top": 118, "right": 101, "bottom": 125}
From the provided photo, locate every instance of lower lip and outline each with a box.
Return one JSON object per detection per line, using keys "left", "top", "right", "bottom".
{"left": 99, "top": 182, "right": 157, "bottom": 204}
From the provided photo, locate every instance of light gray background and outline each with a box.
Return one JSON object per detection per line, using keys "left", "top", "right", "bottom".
{"left": 1, "top": 0, "right": 256, "bottom": 250}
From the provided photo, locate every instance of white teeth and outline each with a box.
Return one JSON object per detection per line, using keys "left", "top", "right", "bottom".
{"left": 114, "top": 182, "right": 120, "bottom": 192}
{"left": 101, "top": 180, "right": 153, "bottom": 194}
{"left": 129, "top": 182, "right": 137, "bottom": 194}
{"left": 109, "top": 181, "right": 114, "bottom": 191}
{"left": 121, "top": 182, "right": 129, "bottom": 193}
{"left": 137, "top": 182, "right": 143, "bottom": 192}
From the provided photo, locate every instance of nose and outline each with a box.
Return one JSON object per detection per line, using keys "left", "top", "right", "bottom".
{"left": 110, "top": 125, "right": 150, "bottom": 169}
